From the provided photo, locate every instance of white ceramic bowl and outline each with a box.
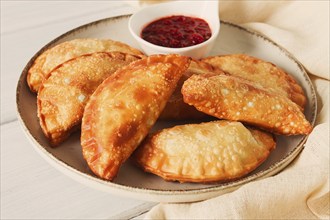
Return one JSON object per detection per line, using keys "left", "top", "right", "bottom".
{"left": 128, "top": 0, "right": 220, "bottom": 59}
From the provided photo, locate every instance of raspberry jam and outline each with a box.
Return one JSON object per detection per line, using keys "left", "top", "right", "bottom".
{"left": 141, "top": 15, "right": 212, "bottom": 48}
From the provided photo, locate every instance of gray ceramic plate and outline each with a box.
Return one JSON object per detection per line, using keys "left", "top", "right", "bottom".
{"left": 16, "top": 15, "right": 317, "bottom": 203}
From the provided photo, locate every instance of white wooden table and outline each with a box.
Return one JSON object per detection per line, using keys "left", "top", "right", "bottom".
{"left": 1, "top": 1, "right": 156, "bottom": 219}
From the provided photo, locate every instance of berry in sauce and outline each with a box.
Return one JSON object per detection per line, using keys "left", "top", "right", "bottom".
{"left": 141, "top": 15, "right": 212, "bottom": 48}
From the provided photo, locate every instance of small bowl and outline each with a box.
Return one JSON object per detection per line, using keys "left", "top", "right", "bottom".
{"left": 128, "top": 1, "right": 220, "bottom": 59}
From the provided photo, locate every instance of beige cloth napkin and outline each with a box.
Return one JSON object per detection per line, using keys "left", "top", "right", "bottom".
{"left": 137, "top": 0, "right": 330, "bottom": 219}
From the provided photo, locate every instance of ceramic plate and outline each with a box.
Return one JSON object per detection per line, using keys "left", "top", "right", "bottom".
{"left": 16, "top": 15, "right": 317, "bottom": 203}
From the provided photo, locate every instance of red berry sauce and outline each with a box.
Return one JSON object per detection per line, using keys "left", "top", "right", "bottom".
{"left": 141, "top": 15, "right": 212, "bottom": 48}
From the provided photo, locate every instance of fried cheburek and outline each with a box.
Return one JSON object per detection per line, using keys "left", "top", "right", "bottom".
{"left": 81, "top": 54, "right": 190, "bottom": 180}
{"left": 182, "top": 74, "right": 312, "bottom": 135}
{"left": 202, "top": 54, "right": 306, "bottom": 110}
{"left": 27, "top": 38, "right": 144, "bottom": 93}
{"left": 38, "top": 52, "right": 141, "bottom": 146}
{"left": 134, "top": 120, "right": 275, "bottom": 183}
{"left": 159, "top": 59, "right": 224, "bottom": 120}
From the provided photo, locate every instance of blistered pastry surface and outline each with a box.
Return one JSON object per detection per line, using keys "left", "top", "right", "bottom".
{"left": 37, "top": 52, "right": 140, "bottom": 146}
{"left": 182, "top": 74, "right": 312, "bottom": 135}
{"left": 159, "top": 59, "right": 224, "bottom": 120}
{"left": 202, "top": 54, "right": 306, "bottom": 109}
{"left": 135, "top": 121, "right": 275, "bottom": 183}
{"left": 27, "top": 38, "right": 144, "bottom": 92}
{"left": 81, "top": 54, "right": 190, "bottom": 180}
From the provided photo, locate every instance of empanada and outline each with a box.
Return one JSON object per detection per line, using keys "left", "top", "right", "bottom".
{"left": 134, "top": 120, "right": 276, "bottom": 183}
{"left": 81, "top": 54, "right": 190, "bottom": 180}
{"left": 202, "top": 54, "right": 306, "bottom": 110}
{"left": 159, "top": 59, "right": 224, "bottom": 120}
{"left": 38, "top": 52, "right": 141, "bottom": 146}
{"left": 181, "top": 74, "right": 312, "bottom": 135}
{"left": 27, "top": 38, "right": 144, "bottom": 92}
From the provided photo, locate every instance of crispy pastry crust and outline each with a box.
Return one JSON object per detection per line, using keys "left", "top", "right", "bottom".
{"left": 37, "top": 52, "right": 140, "bottom": 146}
{"left": 159, "top": 59, "right": 224, "bottom": 120}
{"left": 202, "top": 54, "right": 306, "bottom": 110}
{"left": 81, "top": 54, "right": 190, "bottom": 180}
{"left": 27, "top": 38, "right": 145, "bottom": 93}
{"left": 134, "top": 120, "right": 276, "bottom": 183}
{"left": 181, "top": 74, "right": 312, "bottom": 135}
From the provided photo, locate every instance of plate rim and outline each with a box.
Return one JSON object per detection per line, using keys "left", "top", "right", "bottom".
{"left": 16, "top": 14, "right": 317, "bottom": 202}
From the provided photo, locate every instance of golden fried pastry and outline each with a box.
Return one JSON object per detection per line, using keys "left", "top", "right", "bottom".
{"left": 27, "top": 38, "right": 144, "bottom": 93}
{"left": 81, "top": 54, "right": 190, "bottom": 180}
{"left": 37, "top": 52, "right": 141, "bottom": 146}
{"left": 182, "top": 74, "right": 313, "bottom": 135}
{"left": 134, "top": 120, "right": 276, "bottom": 183}
{"left": 202, "top": 54, "right": 306, "bottom": 110}
{"left": 159, "top": 59, "right": 224, "bottom": 120}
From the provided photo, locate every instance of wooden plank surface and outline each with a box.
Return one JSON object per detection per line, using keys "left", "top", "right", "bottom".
{"left": 1, "top": 1, "right": 155, "bottom": 219}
